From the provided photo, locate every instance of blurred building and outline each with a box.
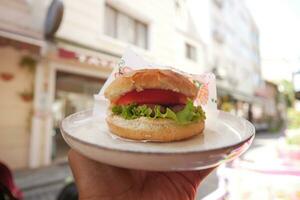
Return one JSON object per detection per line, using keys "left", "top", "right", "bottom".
{"left": 0, "top": 0, "right": 262, "bottom": 169}
{"left": 210, "top": 0, "right": 261, "bottom": 92}
{"left": 0, "top": 0, "right": 207, "bottom": 169}
{"left": 254, "top": 81, "right": 287, "bottom": 131}
{"left": 207, "top": 0, "right": 262, "bottom": 119}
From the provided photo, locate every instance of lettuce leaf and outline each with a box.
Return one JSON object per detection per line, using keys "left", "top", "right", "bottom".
{"left": 176, "top": 100, "right": 201, "bottom": 124}
{"left": 111, "top": 100, "right": 206, "bottom": 124}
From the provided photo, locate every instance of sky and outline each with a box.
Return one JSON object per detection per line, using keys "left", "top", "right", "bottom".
{"left": 245, "top": 0, "right": 300, "bottom": 81}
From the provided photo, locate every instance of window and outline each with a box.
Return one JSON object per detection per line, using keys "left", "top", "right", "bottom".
{"left": 117, "top": 14, "right": 135, "bottom": 44}
{"left": 212, "top": 29, "right": 224, "bottom": 44}
{"left": 185, "top": 43, "right": 197, "bottom": 61}
{"left": 105, "top": 5, "right": 117, "bottom": 37}
{"left": 213, "top": 0, "right": 223, "bottom": 9}
{"left": 104, "top": 4, "right": 148, "bottom": 49}
{"left": 136, "top": 23, "right": 148, "bottom": 48}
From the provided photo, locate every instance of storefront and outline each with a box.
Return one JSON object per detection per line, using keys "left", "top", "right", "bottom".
{"left": 217, "top": 87, "right": 285, "bottom": 132}
{"left": 217, "top": 87, "right": 253, "bottom": 120}
{"left": 52, "top": 71, "right": 106, "bottom": 161}
{"left": 253, "top": 81, "right": 286, "bottom": 132}
{"left": 29, "top": 43, "right": 118, "bottom": 167}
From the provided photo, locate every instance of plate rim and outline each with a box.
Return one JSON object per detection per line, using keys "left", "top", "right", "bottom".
{"left": 60, "top": 109, "right": 255, "bottom": 155}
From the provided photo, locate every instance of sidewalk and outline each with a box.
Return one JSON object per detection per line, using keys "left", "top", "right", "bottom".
{"left": 14, "top": 162, "right": 72, "bottom": 200}
{"left": 196, "top": 129, "right": 285, "bottom": 199}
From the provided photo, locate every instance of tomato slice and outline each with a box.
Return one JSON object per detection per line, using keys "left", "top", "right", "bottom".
{"left": 115, "top": 89, "right": 187, "bottom": 105}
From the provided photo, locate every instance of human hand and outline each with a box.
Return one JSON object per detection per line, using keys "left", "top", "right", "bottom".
{"left": 68, "top": 150, "right": 215, "bottom": 200}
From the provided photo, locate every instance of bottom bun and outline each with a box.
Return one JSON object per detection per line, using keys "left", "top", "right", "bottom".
{"left": 106, "top": 115, "right": 205, "bottom": 142}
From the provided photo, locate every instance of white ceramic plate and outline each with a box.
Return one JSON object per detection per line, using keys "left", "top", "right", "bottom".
{"left": 60, "top": 109, "right": 255, "bottom": 171}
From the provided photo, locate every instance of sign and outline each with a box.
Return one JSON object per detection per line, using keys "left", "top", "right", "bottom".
{"left": 58, "top": 48, "right": 116, "bottom": 69}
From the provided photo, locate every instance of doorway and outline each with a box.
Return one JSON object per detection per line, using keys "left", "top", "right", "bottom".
{"left": 52, "top": 70, "right": 105, "bottom": 161}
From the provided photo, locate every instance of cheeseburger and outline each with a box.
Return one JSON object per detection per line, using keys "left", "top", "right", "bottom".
{"left": 104, "top": 69, "right": 206, "bottom": 142}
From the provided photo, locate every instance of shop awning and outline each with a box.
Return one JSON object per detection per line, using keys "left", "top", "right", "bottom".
{"left": 217, "top": 85, "right": 255, "bottom": 103}
{"left": 232, "top": 92, "right": 254, "bottom": 103}
{"left": 0, "top": 30, "right": 45, "bottom": 54}
{"left": 51, "top": 41, "right": 120, "bottom": 72}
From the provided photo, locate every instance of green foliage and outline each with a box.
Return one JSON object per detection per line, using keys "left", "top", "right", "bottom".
{"left": 279, "top": 80, "right": 295, "bottom": 108}
{"left": 287, "top": 133, "right": 300, "bottom": 145}
{"left": 19, "top": 56, "right": 37, "bottom": 72}
{"left": 287, "top": 108, "right": 300, "bottom": 129}
{"left": 267, "top": 116, "right": 284, "bottom": 133}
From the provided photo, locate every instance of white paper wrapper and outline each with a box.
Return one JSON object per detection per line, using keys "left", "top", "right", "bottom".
{"left": 93, "top": 48, "right": 218, "bottom": 124}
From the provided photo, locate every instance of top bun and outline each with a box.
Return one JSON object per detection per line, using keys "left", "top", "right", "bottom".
{"left": 104, "top": 69, "right": 198, "bottom": 101}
